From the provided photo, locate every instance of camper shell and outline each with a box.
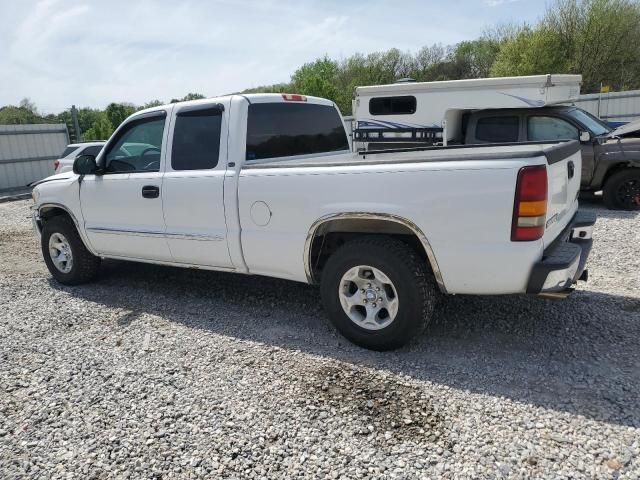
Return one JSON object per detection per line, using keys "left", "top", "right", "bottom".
{"left": 352, "top": 74, "right": 582, "bottom": 147}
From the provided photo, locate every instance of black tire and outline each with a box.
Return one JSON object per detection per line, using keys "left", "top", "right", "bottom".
{"left": 320, "top": 236, "right": 437, "bottom": 351}
{"left": 41, "top": 216, "right": 100, "bottom": 285}
{"left": 603, "top": 168, "right": 640, "bottom": 210}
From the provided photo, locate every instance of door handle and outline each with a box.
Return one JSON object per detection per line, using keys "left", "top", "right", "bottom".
{"left": 567, "top": 161, "right": 575, "bottom": 179}
{"left": 142, "top": 185, "right": 160, "bottom": 198}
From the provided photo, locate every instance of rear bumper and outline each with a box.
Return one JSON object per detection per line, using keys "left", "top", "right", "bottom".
{"left": 526, "top": 210, "right": 596, "bottom": 295}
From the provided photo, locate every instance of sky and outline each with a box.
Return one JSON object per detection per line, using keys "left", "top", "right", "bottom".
{"left": 0, "top": 0, "right": 546, "bottom": 113}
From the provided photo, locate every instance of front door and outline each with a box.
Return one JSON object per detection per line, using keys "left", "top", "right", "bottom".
{"left": 162, "top": 101, "right": 233, "bottom": 268}
{"left": 79, "top": 111, "right": 172, "bottom": 261}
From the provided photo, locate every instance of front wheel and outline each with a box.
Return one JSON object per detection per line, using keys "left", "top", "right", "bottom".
{"left": 41, "top": 216, "right": 101, "bottom": 285}
{"left": 320, "top": 237, "right": 437, "bottom": 351}
{"left": 603, "top": 168, "right": 640, "bottom": 210}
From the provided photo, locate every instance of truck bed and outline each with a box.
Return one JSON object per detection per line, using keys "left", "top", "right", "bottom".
{"left": 242, "top": 140, "right": 580, "bottom": 169}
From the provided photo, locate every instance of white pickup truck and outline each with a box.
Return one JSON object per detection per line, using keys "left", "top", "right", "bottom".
{"left": 31, "top": 93, "right": 596, "bottom": 350}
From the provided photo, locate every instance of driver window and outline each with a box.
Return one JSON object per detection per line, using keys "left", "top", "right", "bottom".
{"left": 104, "top": 116, "right": 166, "bottom": 173}
{"left": 527, "top": 116, "right": 578, "bottom": 142}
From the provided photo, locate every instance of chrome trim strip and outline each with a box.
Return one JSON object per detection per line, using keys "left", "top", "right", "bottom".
{"left": 303, "top": 212, "right": 447, "bottom": 293}
{"left": 87, "top": 227, "right": 164, "bottom": 238}
{"left": 86, "top": 226, "right": 224, "bottom": 242}
{"left": 165, "top": 232, "right": 224, "bottom": 242}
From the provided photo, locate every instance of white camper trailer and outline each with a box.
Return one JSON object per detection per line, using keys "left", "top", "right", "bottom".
{"left": 352, "top": 74, "right": 582, "bottom": 148}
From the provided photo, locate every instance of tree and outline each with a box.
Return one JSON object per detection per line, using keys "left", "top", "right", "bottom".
{"left": 491, "top": 0, "right": 640, "bottom": 92}
{"left": 452, "top": 39, "right": 502, "bottom": 78}
{"left": 170, "top": 93, "right": 206, "bottom": 103}
{"left": 78, "top": 108, "right": 107, "bottom": 136}
{"left": 0, "top": 98, "right": 41, "bottom": 124}
{"left": 82, "top": 112, "right": 113, "bottom": 141}
{"left": 105, "top": 103, "right": 136, "bottom": 128}
{"left": 490, "top": 26, "right": 567, "bottom": 77}
{"left": 142, "top": 99, "right": 164, "bottom": 109}
{"left": 291, "top": 57, "right": 340, "bottom": 103}
{"left": 545, "top": 0, "right": 640, "bottom": 91}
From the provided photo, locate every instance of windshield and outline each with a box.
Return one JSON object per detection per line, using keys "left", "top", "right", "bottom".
{"left": 566, "top": 108, "right": 612, "bottom": 136}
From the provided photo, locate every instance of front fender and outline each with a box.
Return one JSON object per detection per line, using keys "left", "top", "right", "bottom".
{"left": 592, "top": 148, "right": 640, "bottom": 188}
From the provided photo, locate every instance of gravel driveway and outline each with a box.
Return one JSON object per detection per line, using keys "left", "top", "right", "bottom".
{"left": 0, "top": 199, "right": 638, "bottom": 479}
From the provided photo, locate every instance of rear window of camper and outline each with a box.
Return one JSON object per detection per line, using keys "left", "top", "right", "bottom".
{"left": 369, "top": 96, "right": 417, "bottom": 116}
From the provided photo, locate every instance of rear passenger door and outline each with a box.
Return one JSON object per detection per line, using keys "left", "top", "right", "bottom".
{"left": 162, "top": 101, "right": 233, "bottom": 268}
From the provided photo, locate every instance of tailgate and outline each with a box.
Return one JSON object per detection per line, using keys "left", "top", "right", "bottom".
{"left": 542, "top": 141, "right": 581, "bottom": 246}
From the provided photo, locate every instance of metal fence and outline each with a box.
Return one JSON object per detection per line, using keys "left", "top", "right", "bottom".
{"left": 568, "top": 89, "right": 640, "bottom": 126}
{"left": 0, "top": 124, "right": 68, "bottom": 192}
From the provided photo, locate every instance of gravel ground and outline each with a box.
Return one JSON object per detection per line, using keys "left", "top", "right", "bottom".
{"left": 0, "top": 199, "right": 638, "bottom": 479}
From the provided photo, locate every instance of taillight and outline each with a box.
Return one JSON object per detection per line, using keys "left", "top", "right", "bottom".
{"left": 53, "top": 160, "right": 60, "bottom": 171}
{"left": 511, "top": 165, "right": 547, "bottom": 241}
{"left": 282, "top": 94, "right": 307, "bottom": 102}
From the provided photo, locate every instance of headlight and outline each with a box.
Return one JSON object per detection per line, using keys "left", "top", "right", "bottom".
{"left": 31, "top": 188, "right": 40, "bottom": 204}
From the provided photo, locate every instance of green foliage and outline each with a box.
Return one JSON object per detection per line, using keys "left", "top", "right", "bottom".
{"left": 142, "top": 99, "right": 164, "bottom": 109}
{"left": 170, "top": 93, "right": 206, "bottom": 103}
{"left": 490, "top": 26, "right": 567, "bottom": 77}
{"left": 105, "top": 103, "right": 137, "bottom": 129}
{"left": 453, "top": 39, "right": 502, "bottom": 78}
{"left": 291, "top": 57, "right": 340, "bottom": 102}
{"left": 0, "top": 105, "right": 39, "bottom": 124}
{"left": 242, "top": 83, "right": 291, "bottom": 94}
{"left": 0, "top": 98, "right": 43, "bottom": 124}
{"left": 82, "top": 112, "right": 113, "bottom": 141}
{"left": 492, "top": 0, "right": 640, "bottom": 91}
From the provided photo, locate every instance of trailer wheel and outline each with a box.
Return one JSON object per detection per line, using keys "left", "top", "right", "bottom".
{"left": 320, "top": 236, "right": 437, "bottom": 351}
{"left": 603, "top": 168, "right": 640, "bottom": 210}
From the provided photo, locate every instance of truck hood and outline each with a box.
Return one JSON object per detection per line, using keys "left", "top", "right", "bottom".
{"left": 29, "top": 171, "right": 76, "bottom": 187}
{"left": 609, "top": 119, "right": 640, "bottom": 138}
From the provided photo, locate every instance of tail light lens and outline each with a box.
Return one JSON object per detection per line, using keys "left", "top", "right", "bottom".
{"left": 53, "top": 160, "right": 60, "bottom": 171}
{"left": 511, "top": 165, "right": 547, "bottom": 241}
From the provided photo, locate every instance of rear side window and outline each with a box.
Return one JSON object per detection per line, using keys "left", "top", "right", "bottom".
{"left": 171, "top": 108, "right": 222, "bottom": 170}
{"left": 475, "top": 116, "right": 519, "bottom": 143}
{"left": 80, "top": 145, "right": 103, "bottom": 157}
{"left": 369, "top": 96, "right": 417, "bottom": 115}
{"left": 60, "top": 146, "right": 78, "bottom": 158}
{"left": 246, "top": 103, "right": 349, "bottom": 161}
{"left": 527, "top": 116, "right": 578, "bottom": 141}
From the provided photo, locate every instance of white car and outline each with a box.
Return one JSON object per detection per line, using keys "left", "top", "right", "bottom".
{"left": 31, "top": 94, "right": 595, "bottom": 350}
{"left": 54, "top": 142, "right": 106, "bottom": 174}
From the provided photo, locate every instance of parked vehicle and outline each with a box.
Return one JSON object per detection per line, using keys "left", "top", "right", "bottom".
{"left": 30, "top": 94, "right": 595, "bottom": 350}
{"left": 54, "top": 141, "right": 106, "bottom": 174}
{"left": 458, "top": 107, "right": 640, "bottom": 210}
{"left": 353, "top": 75, "right": 640, "bottom": 210}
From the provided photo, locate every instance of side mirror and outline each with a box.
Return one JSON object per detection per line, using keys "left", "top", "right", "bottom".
{"left": 73, "top": 154, "right": 100, "bottom": 175}
{"left": 579, "top": 131, "right": 592, "bottom": 143}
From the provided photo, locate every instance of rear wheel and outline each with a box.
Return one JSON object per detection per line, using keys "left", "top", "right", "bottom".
{"left": 41, "top": 216, "right": 100, "bottom": 285}
{"left": 320, "top": 237, "right": 437, "bottom": 351}
{"left": 603, "top": 168, "right": 640, "bottom": 210}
